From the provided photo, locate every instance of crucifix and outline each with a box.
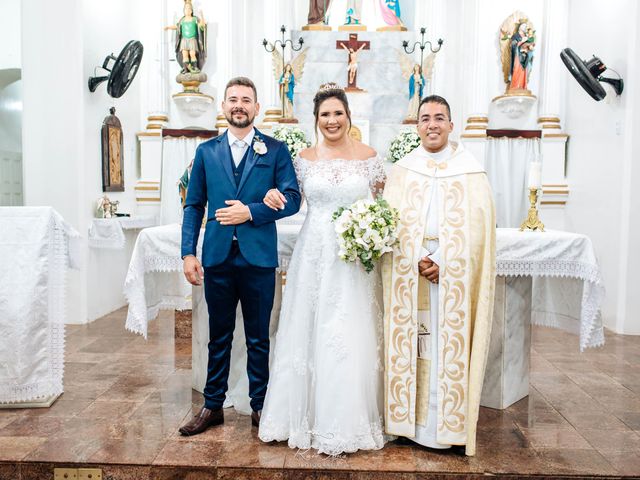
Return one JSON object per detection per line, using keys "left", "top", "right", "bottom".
{"left": 336, "top": 33, "right": 370, "bottom": 91}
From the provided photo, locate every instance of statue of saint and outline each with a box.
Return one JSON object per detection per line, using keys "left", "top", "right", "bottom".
{"left": 344, "top": 0, "right": 363, "bottom": 25}
{"left": 379, "top": 0, "right": 404, "bottom": 27}
{"left": 500, "top": 13, "right": 536, "bottom": 94}
{"left": 165, "top": 1, "right": 207, "bottom": 74}
{"left": 307, "top": 0, "right": 331, "bottom": 25}
{"left": 96, "top": 195, "right": 119, "bottom": 218}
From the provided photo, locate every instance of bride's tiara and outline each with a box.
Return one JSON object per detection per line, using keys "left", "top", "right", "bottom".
{"left": 317, "top": 82, "right": 345, "bottom": 93}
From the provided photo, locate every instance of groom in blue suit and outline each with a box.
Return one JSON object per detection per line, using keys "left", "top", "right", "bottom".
{"left": 179, "top": 77, "right": 301, "bottom": 435}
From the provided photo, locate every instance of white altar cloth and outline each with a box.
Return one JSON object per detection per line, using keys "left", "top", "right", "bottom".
{"left": 124, "top": 221, "right": 303, "bottom": 339}
{"left": 496, "top": 229, "right": 604, "bottom": 351}
{"left": 88, "top": 215, "right": 158, "bottom": 250}
{"left": 0, "top": 207, "right": 80, "bottom": 404}
{"left": 125, "top": 225, "right": 604, "bottom": 351}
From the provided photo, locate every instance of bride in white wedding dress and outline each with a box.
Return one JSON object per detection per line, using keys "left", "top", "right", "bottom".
{"left": 258, "top": 83, "right": 389, "bottom": 455}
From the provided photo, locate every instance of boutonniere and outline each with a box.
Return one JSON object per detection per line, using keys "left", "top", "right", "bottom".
{"left": 253, "top": 136, "right": 268, "bottom": 155}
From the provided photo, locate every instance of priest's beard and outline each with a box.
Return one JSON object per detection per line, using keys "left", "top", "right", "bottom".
{"left": 226, "top": 108, "right": 255, "bottom": 128}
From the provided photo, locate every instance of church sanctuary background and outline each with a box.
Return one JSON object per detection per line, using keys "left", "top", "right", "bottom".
{"left": 1, "top": 0, "right": 639, "bottom": 478}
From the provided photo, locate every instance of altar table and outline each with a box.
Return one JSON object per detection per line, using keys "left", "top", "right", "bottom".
{"left": 124, "top": 224, "right": 604, "bottom": 411}
{"left": 0, "top": 207, "right": 80, "bottom": 407}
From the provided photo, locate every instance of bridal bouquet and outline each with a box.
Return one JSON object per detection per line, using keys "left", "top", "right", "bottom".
{"left": 332, "top": 197, "right": 400, "bottom": 273}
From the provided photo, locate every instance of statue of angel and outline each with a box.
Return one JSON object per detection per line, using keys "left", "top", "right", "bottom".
{"left": 270, "top": 46, "right": 310, "bottom": 121}
{"left": 397, "top": 50, "right": 436, "bottom": 122}
{"left": 499, "top": 12, "right": 536, "bottom": 94}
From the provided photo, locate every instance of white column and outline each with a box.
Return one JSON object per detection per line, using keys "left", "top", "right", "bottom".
{"left": 538, "top": 0, "right": 569, "bottom": 131}
{"left": 135, "top": 0, "right": 170, "bottom": 209}
{"left": 537, "top": 0, "right": 570, "bottom": 228}
{"left": 461, "top": 0, "right": 489, "bottom": 137}
{"left": 263, "top": 0, "right": 283, "bottom": 110}
{"left": 211, "top": 0, "right": 232, "bottom": 128}
{"left": 139, "top": 0, "right": 170, "bottom": 131}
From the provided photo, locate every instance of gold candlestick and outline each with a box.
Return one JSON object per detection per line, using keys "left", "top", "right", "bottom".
{"left": 519, "top": 187, "right": 545, "bottom": 232}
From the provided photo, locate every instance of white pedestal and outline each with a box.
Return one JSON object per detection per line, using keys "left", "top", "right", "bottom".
{"left": 481, "top": 276, "right": 532, "bottom": 410}
{"left": 488, "top": 95, "right": 538, "bottom": 130}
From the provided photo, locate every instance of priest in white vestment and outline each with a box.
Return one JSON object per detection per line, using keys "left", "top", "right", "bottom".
{"left": 382, "top": 96, "right": 496, "bottom": 456}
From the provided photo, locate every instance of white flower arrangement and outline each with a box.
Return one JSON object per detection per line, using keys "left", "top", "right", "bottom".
{"left": 272, "top": 125, "right": 311, "bottom": 159}
{"left": 332, "top": 197, "right": 400, "bottom": 273}
{"left": 387, "top": 128, "right": 421, "bottom": 163}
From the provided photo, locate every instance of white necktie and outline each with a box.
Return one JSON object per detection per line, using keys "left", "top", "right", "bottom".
{"left": 232, "top": 140, "right": 247, "bottom": 167}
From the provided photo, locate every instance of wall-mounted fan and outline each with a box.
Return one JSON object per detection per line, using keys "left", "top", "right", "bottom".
{"left": 560, "top": 48, "right": 624, "bottom": 101}
{"left": 88, "top": 40, "right": 144, "bottom": 98}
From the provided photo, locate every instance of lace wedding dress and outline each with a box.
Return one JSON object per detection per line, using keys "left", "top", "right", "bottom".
{"left": 258, "top": 156, "right": 389, "bottom": 455}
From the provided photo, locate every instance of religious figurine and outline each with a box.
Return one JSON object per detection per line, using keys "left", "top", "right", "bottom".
{"left": 344, "top": 0, "right": 362, "bottom": 25}
{"left": 306, "top": 0, "right": 331, "bottom": 26}
{"left": 340, "top": 40, "right": 368, "bottom": 89}
{"left": 344, "top": 0, "right": 363, "bottom": 25}
{"left": 500, "top": 13, "right": 536, "bottom": 94}
{"left": 377, "top": 0, "right": 406, "bottom": 31}
{"left": 270, "top": 46, "right": 309, "bottom": 122}
{"left": 398, "top": 50, "right": 436, "bottom": 123}
{"left": 96, "top": 194, "right": 119, "bottom": 219}
{"left": 178, "top": 160, "right": 193, "bottom": 207}
{"left": 165, "top": 1, "right": 207, "bottom": 74}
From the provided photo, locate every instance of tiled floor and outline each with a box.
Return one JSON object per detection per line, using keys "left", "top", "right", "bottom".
{"left": 1, "top": 307, "right": 640, "bottom": 479}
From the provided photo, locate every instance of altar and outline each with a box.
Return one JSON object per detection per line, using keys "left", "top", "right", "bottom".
{"left": 124, "top": 221, "right": 604, "bottom": 412}
{"left": 0, "top": 207, "right": 80, "bottom": 407}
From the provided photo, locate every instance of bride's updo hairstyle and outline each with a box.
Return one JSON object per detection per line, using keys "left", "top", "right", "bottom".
{"left": 313, "top": 83, "right": 352, "bottom": 140}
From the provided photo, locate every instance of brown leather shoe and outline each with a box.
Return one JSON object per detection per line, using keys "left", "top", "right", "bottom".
{"left": 251, "top": 409, "right": 261, "bottom": 427}
{"left": 179, "top": 407, "right": 223, "bottom": 436}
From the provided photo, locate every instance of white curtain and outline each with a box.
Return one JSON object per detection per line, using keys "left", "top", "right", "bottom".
{"left": 485, "top": 137, "right": 541, "bottom": 228}
{"left": 159, "top": 136, "right": 209, "bottom": 226}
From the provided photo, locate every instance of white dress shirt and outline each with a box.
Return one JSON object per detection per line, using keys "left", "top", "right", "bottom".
{"left": 227, "top": 129, "right": 255, "bottom": 167}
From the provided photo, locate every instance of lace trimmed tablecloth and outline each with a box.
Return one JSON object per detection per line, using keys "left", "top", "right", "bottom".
{"left": 88, "top": 215, "right": 158, "bottom": 249}
{"left": 124, "top": 222, "right": 301, "bottom": 338}
{"left": 496, "top": 228, "right": 604, "bottom": 350}
{"left": 0, "top": 207, "right": 80, "bottom": 403}
{"left": 125, "top": 225, "right": 604, "bottom": 350}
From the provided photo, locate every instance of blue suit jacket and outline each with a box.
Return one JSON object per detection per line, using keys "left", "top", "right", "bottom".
{"left": 181, "top": 129, "right": 301, "bottom": 268}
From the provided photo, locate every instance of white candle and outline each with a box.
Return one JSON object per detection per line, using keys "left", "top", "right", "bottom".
{"left": 528, "top": 162, "right": 542, "bottom": 189}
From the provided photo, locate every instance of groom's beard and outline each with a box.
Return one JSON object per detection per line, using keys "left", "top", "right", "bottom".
{"left": 226, "top": 108, "right": 255, "bottom": 128}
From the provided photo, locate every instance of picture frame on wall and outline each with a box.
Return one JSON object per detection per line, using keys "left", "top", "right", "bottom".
{"left": 101, "top": 107, "right": 124, "bottom": 192}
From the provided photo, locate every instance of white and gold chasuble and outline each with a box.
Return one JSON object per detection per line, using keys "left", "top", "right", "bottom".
{"left": 382, "top": 142, "right": 496, "bottom": 456}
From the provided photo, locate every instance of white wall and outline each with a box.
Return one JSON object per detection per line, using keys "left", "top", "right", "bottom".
{"left": 81, "top": 1, "right": 144, "bottom": 321}
{"left": 0, "top": 0, "right": 21, "bottom": 70}
{"left": 564, "top": 0, "right": 640, "bottom": 333}
{"left": 22, "top": 0, "right": 86, "bottom": 322}
{"left": 0, "top": 1, "right": 23, "bottom": 206}
{"left": 21, "top": 0, "right": 144, "bottom": 323}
